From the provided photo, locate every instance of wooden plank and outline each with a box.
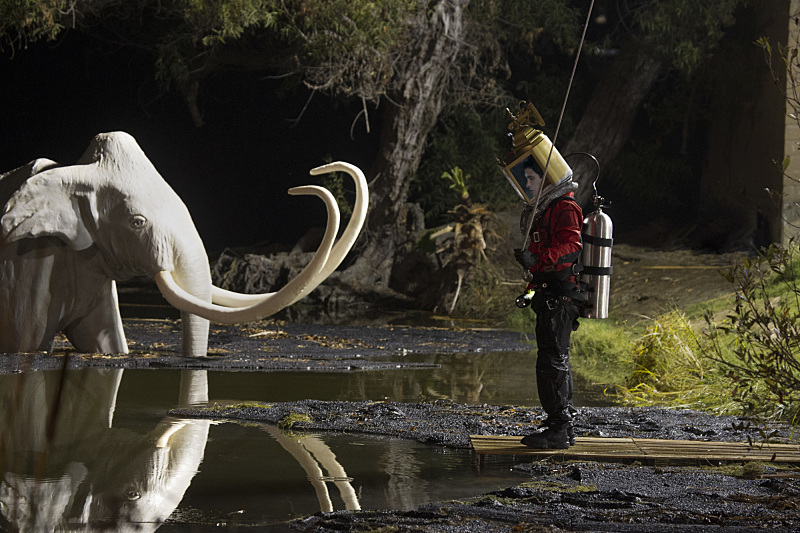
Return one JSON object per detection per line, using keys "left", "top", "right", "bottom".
{"left": 470, "top": 435, "right": 800, "bottom": 464}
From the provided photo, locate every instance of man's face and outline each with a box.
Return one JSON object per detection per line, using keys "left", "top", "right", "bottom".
{"left": 525, "top": 167, "right": 543, "bottom": 194}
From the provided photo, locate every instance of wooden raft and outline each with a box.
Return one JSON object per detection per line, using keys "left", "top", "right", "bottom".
{"left": 470, "top": 435, "right": 800, "bottom": 465}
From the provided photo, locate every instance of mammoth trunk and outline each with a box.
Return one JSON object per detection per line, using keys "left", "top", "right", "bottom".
{"left": 170, "top": 257, "right": 212, "bottom": 357}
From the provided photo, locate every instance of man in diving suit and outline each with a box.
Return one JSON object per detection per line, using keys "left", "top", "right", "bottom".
{"left": 514, "top": 159, "right": 584, "bottom": 449}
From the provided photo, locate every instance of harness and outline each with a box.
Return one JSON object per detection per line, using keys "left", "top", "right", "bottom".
{"left": 529, "top": 196, "right": 587, "bottom": 301}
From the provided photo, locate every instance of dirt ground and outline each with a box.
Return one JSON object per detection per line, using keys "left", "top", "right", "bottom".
{"left": 608, "top": 244, "right": 750, "bottom": 325}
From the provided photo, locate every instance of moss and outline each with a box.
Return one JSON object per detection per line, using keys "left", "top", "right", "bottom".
{"left": 519, "top": 480, "right": 597, "bottom": 493}
{"left": 196, "top": 401, "right": 273, "bottom": 413}
{"left": 278, "top": 412, "right": 314, "bottom": 431}
{"left": 704, "top": 462, "right": 768, "bottom": 479}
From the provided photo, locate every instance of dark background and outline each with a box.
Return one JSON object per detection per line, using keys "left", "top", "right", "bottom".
{"left": 0, "top": 34, "right": 379, "bottom": 255}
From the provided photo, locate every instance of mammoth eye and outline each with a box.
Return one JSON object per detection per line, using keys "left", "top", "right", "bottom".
{"left": 130, "top": 215, "right": 147, "bottom": 229}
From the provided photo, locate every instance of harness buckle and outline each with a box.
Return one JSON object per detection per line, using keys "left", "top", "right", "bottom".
{"left": 532, "top": 231, "right": 541, "bottom": 243}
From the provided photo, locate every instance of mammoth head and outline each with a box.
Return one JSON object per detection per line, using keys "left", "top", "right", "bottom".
{"left": 0, "top": 132, "right": 369, "bottom": 333}
{"left": 2, "top": 132, "right": 198, "bottom": 277}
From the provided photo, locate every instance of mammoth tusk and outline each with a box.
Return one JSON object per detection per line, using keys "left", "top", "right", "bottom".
{"left": 155, "top": 186, "right": 339, "bottom": 324}
{"left": 210, "top": 161, "right": 368, "bottom": 308}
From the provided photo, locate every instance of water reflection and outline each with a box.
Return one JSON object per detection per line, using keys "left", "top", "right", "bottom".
{"left": 176, "top": 423, "right": 515, "bottom": 525}
{"left": 0, "top": 369, "right": 515, "bottom": 530}
{"left": 0, "top": 369, "right": 211, "bottom": 532}
{"left": 383, "top": 438, "right": 426, "bottom": 510}
{"left": 206, "top": 351, "right": 608, "bottom": 407}
{"left": 261, "top": 425, "right": 360, "bottom": 513}
{"left": 0, "top": 349, "right": 608, "bottom": 529}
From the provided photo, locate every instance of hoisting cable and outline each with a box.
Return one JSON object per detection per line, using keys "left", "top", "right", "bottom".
{"left": 521, "top": 0, "right": 595, "bottom": 250}
{"left": 565, "top": 151, "right": 601, "bottom": 197}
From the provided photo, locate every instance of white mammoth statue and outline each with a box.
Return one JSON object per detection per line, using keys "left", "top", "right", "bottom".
{"left": 0, "top": 132, "right": 368, "bottom": 356}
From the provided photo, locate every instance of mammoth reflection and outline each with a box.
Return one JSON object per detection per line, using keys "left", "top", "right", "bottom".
{"left": 0, "top": 368, "right": 366, "bottom": 531}
{"left": 0, "top": 368, "right": 210, "bottom": 532}
{"left": 261, "top": 425, "right": 360, "bottom": 513}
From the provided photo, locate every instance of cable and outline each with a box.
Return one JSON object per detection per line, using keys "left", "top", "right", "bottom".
{"left": 522, "top": 0, "right": 596, "bottom": 250}
{"left": 565, "top": 151, "right": 601, "bottom": 195}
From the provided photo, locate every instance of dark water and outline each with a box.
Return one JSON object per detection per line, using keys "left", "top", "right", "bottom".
{"left": 0, "top": 350, "right": 611, "bottom": 531}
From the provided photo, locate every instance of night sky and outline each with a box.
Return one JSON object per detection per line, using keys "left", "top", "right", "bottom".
{"left": 0, "top": 33, "right": 377, "bottom": 255}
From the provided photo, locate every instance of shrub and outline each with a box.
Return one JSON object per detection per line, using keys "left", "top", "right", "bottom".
{"left": 704, "top": 242, "right": 800, "bottom": 423}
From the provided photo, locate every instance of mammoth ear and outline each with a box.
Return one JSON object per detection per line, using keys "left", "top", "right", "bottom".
{"left": 1, "top": 168, "right": 98, "bottom": 251}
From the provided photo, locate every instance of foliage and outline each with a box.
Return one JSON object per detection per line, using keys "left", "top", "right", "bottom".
{"left": 418, "top": 156, "right": 518, "bottom": 316}
{"left": 632, "top": 0, "right": 743, "bottom": 75}
{"left": 181, "top": 0, "right": 278, "bottom": 45}
{"left": 469, "top": 0, "right": 582, "bottom": 53}
{"left": 441, "top": 166, "right": 471, "bottom": 205}
{"left": 448, "top": 249, "right": 513, "bottom": 319}
{"left": 0, "top": 0, "right": 416, "bottom": 103}
{"left": 756, "top": 15, "right": 800, "bottom": 228}
{"left": 726, "top": 22, "right": 800, "bottom": 429}
{"left": 758, "top": 31, "right": 800, "bottom": 134}
{"left": 260, "top": 0, "right": 418, "bottom": 101}
{"left": 0, "top": 0, "right": 583, "bottom": 122}
{"left": 613, "top": 309, "right": 739, "bottom": 415}
{"left": 604, "top": 243, "right": 800, "bottom": 425}
{"left": 0, "top": 0, "right": 66, "bottom": 51}
{"left": 153, "top": 0, "right": 279, "bottom": 90}
{"left": 413, "top": 107, "right": 517, "bottom": 227}
{"left": 316, "top": 166, "right": 353, "bottom": 220}
{"left": 607, "top": 142, "right": 694, "bottom": 211}
{"left": 703, "top": 243, "right": 800, "bottom": 423}
{"left": 601, "top": 1, "right": 761, "bottom": 220}
{"left": 433, "top": 200, "right": 497, "bottom": 314}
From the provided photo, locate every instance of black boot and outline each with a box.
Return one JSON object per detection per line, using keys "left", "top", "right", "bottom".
{"left": 567, "top": 425, "right": 576, "bottom": 446}
{"left": 520, "top": 425, "right": 570, "bottom": 449}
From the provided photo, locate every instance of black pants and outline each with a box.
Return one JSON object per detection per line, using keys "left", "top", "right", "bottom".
{"left": 532, "top": 292, "right": 581, "bottom": 428}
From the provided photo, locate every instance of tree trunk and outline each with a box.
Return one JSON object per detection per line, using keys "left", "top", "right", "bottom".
{"left": 341, "top": 0, "right": 469, "bottom": 293}
{"left": 565, "top": 43, "right": 663, "bottom": 208}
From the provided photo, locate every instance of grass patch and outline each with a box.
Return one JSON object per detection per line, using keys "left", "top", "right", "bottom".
{"left": 611, "top": 309, "right": 740, "bottom": 415}
{"left": 571, "top": 320, "right": 634, "bottom": 389}
{"left": 709, "top": 461, "right": 767, "bottom": 479}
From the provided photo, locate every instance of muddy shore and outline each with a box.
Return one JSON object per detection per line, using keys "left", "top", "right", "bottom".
{"left": 169, "top": 398, "right": 800, "bottom": 532}
{"left": 14, "top": 315, "right": 789, "bottom": 532}
{"left": 0, "top": 318, "right": 532, "bottom": 374}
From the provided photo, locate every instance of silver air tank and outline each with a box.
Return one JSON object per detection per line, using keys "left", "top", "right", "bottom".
{"left": 581, "top": 205, "right": 613, "bottom": 319}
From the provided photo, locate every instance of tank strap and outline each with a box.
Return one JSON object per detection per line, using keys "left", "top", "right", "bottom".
{"left": 583, "top": 265, "right": 613, "bottom": 276}
{"left": 583, "top": 234, "right": 613, "bottom": 247}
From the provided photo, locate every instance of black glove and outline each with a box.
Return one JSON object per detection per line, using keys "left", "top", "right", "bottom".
{"left": 514, "top": 248, "right": 540, "bottom": 270}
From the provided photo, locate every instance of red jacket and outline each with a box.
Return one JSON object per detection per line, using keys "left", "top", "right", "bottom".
{"left": 525, "top": 192, "right": 583, "bottom": 291}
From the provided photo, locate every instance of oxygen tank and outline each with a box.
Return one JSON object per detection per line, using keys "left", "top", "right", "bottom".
{"left": 581, "top": 206, "right": 613, "bottom": 319}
